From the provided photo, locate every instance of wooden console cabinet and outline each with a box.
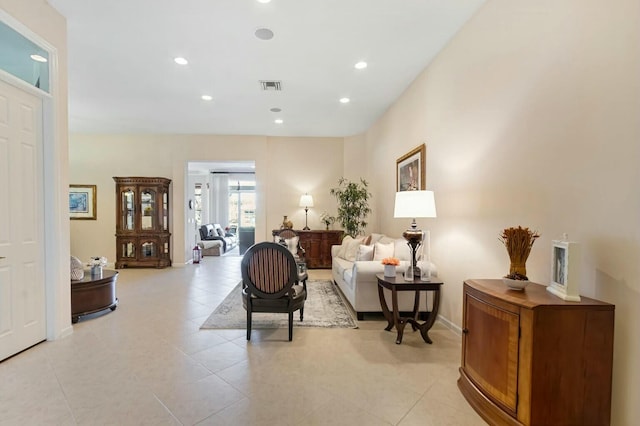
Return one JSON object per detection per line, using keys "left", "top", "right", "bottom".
{"left": 272, "top": 229, "right": 343, "bottom": 269}
{"left": 297, "top": 230, "right": 343, "bottom": 269}
{"left": 458, "top": 279, "right": 614, "bottom": 426}
{"left": 114, "top": 177, "right": 171, "bottom": 268}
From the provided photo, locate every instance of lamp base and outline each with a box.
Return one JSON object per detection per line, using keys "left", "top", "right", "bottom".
{"left": 302, "top": 226, "right": 310, "bottom": 230}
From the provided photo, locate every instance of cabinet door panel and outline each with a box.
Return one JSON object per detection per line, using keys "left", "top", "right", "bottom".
{"left": 463, "top": 293, "right": 519, "bottom": 415}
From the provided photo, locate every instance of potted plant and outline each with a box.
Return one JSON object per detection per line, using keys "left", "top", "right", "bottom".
{"left": 330, "top": 177, "right": 372, "bottom": 238}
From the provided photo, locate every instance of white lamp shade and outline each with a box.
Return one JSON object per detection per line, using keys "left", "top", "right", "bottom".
{"left": 299, "top": 194, "right": 314, "bottom": 208}
{"left": 394, "top": 190, "right": 436, "bottom": 218}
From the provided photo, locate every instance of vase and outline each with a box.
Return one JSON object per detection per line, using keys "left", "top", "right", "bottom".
{"left": 384, "top": 265, "right": 396, "bottom": 278}
{"left": 281, "top": 215, "right": 293, "bottom": 229}
{"left": 91, "top": 265, "right": 103, "bottom": 279}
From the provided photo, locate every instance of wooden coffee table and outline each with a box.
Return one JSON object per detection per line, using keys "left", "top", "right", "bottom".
{"left": 376, "top": 273, "right": 443, "bottom": 344}
{"left": 71, "top": 269, "right": 119, "bottom": 323}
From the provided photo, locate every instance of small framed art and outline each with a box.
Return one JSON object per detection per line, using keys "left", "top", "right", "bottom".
{"left": 546, "top": 239, "right": 581, "bottom": 302}
{"left": 396, "top": 144, "right": 426, "bottom": 191}
{"left": 69, "top": 184, "right": 97, "bottom": 220}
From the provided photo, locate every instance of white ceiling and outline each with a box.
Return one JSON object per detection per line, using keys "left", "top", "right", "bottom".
{"left": 48, "top": 0, "right": 485, "bottom": 137}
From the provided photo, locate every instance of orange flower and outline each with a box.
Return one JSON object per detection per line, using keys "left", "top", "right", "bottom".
{"left": 381, "top": 257, "right": 400, "bottom": 266}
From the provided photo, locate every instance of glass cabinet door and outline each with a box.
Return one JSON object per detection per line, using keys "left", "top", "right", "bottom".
{"left": 162, "top": 191, "right": 169, "bottom": 231}
{"left": 141, "top": 241, "right": 156, "bottom": 258}
{"left": 121, "top": 241, "right": 136, "bottom": 258}
{"left": 121, "top": 189, "right": 135, "bottom": 230}
{"left": 141, "top": 189, "right": 156, "bottom": 230}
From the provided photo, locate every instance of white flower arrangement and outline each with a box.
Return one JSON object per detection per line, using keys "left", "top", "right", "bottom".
{"left": 319, "top": 212, "right": 336, "bottom": 227}
{"left": 88, "top": 256, "right": 107, "bottom": 267}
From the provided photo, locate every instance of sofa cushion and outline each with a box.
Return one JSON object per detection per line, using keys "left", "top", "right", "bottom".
{"left": 373, "top": 241, "right": 395, "bottom": 261}
{"left": 356, "top": 244, "right": 374, "bottom": 261}
{"left": 344, "top": 237, "right": 364, "bottom": 261}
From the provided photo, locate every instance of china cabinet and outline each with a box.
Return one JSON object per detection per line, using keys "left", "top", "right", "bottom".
{"left": 114, "top": 177, "right": 171, "bottom": 268}
{"left": 458, "top": 279, "right": 614, "bottom": 426}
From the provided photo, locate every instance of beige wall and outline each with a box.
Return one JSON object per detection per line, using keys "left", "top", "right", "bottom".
{"left": 69, "top": 134, "right": 343, "bottom": 264}
{"left": 1, "top": 0, "right": 71, "bottom": 339}
{"left": 357, "top": 0, "right": 639, "bottom": 423}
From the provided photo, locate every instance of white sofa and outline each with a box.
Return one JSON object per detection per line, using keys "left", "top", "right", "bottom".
{"left": 332, "top": 233, "right": 435, "bottom": 320}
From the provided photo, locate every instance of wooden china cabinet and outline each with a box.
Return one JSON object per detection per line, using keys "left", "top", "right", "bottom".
{"left": 113, "top": 177, "right": 171, "bottom": 268}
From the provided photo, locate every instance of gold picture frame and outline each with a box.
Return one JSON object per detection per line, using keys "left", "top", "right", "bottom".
{"left": 69, "top": 184, "right": 97, "bottom": 220}
{"left": 396, "top": 144, "right": 426, "bottom": 191}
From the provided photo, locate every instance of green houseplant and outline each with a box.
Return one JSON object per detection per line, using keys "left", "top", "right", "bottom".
{"left": 330, "top": 178, "right": 372, "bottom": 238}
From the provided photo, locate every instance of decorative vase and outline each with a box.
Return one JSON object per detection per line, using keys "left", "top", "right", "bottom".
{"left": 281, "top": 215, "right": 293, "bottom": 229}
{"left": 91, "top": 265, "right": 103, "bottom": 279}
{"left": 384, "top": 265, "right": 396, "bottom": 278}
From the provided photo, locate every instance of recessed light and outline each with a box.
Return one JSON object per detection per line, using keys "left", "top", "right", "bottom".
{"left": 354, "top": 61, "right": 367, "bottom": 69}
{"left": 174, "top": 57, "right": 188, "bottom": 65}
{"left": 255, "top": 28, "right": 274, "bottom": 40}
{"left": 201, "top": 95, "right": 213, "bottom": 101}
{"left": 339, "top": 97, "right": 350, "bottom": 104}
{"left": 270, "top": 107, "right": 282, "bottom": 113}
{"left": 30, "top": 54, "right": 47, "bottom": 63}
{"left": 274, "top": 119, "right": 283, "bottom": 124}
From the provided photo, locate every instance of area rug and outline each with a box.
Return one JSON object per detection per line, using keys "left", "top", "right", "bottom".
{"left": 200, "top": 280, "right": 358, "bottom": 329}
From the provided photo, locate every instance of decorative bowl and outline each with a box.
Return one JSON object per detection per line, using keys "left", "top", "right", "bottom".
{"left": 502, "top": 278, "right": 529, "bottom": 290}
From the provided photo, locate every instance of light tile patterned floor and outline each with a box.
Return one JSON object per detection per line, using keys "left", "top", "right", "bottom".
{"left": 0, "top": 250, "right": 485, "bottom": 425}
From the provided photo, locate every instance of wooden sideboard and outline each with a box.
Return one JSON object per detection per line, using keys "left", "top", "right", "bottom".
{"left": 272, "top": 229, "right": 343, "bottom": 269}
{"left": 458, "top": 279, "right": 614, "bottom": 426}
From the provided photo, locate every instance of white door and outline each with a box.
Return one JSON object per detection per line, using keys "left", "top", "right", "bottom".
{"left": 0, "top": 79, "right": 46, "bottom": 361}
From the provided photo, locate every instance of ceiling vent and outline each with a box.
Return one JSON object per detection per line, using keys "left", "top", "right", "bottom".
{"left": 260, "top": 80, "right": 282, "bottom": 91}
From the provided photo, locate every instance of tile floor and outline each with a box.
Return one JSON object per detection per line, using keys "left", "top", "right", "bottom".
{"left": 0, "top": 250, "right": 485, "bottom": 425}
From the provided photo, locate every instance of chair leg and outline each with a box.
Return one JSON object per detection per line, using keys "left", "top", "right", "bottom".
{"left": 246, "top": 308, "right": 252, "bottom": 341}
{"left": 299, "top": 306, "right": 304, "bottom": 322}
{"left": 288, "top": 311, "right": 293, "bottom": 341}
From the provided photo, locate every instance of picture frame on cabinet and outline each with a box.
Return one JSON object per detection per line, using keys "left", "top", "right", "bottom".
{"left": 547, "top": 239, "right": 581, "bottom": 302}
{"left": 69, "top": 184, "right": 97, "bottom": 220}
{"left": 396, "top": 144, "right": 426, "bottom": 191}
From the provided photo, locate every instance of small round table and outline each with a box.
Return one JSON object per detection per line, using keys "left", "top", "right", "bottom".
{"left": 376, "top": 273, "right": 443, "bottom": 344}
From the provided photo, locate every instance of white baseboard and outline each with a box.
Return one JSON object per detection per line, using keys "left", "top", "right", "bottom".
{"left": 437, "top": 314, "right": 462, "bottom": 336}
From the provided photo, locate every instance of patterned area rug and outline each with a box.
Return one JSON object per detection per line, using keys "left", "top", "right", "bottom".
{"left": 200, "top": 280, "right": 358, "bottom": 329}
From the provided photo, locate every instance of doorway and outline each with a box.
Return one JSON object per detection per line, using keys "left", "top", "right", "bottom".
{"left": 187, "top": 161, "right": 255, "bottom": 259}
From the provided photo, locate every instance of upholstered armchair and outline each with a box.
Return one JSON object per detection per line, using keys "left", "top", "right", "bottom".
{"left": 273, "top": 228, "right": 308, "bottom": 285}
{"left": 241, "top": 242, "right": 307, "bottom": 341}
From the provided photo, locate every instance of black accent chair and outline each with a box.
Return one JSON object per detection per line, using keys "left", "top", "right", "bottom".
{"left": 241, "top": 242, "right": 307, "bottom": 341}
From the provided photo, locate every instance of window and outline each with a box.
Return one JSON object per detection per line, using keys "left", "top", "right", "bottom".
{"left": 229, "top": 178, "right": 255, "bottom": 228}
{"left": 194, "top": 183, "right": 202, "bottom": 227}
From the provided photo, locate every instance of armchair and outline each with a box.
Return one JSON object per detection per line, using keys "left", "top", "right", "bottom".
{"left": 273, "top": 228, "right": 308, "bottom": 285}
{"left": 241, "top": 242, "right": 307, "bottom": 341}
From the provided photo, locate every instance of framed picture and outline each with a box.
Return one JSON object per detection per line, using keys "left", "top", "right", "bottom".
{"left": 396, "top": 144, "right": 426, "bottom": 191}
{"left": 547, "top": 239, "right": 581, "bottom": 302}
{"left": 69, "top": 185, "right": 97, "bottom": 220}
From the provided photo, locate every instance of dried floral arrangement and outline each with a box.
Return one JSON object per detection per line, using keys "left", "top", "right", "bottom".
{"left": 499, "top": 226, "right": 540, "bottom": 280}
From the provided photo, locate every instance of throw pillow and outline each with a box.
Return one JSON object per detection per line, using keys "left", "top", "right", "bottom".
{"left": 344, "top": 237, "right": 365, "bottom": 262}
{"left": 373, "top": 241, "right": 394, "bottom": 261}
{"left": 284, "top": 236, "right": 300, "bottom": 257}
{"left": 356, "top": 244, "right": 374, "bottom": 261}
{"left": 217, "top": 228, "right": 225, "bottom": 237}
{"left": 337, "top": 235, "right": 353, "bottom": 259}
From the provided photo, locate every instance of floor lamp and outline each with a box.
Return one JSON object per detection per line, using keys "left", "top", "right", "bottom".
{"left": 393, "top": 190, "right": 437, "bottom": 278}
{"left": 299, "top": 194, "right": 314, "bottom": 230}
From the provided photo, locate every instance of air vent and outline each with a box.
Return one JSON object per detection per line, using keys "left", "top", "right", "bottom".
{"left": 260, "top": 80, "right": 282, "bottom": 91}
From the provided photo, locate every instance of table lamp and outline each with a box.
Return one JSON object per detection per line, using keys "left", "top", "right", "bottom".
{"left": 393, "top": 190, "right": 437, "bottom": 278}
{"left": 299, "top": 193, "right": 314, "bottom": 230}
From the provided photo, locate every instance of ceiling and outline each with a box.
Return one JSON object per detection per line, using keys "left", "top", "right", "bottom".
{"left": 48, "top": 0, "right": 485, "bottom": 137}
